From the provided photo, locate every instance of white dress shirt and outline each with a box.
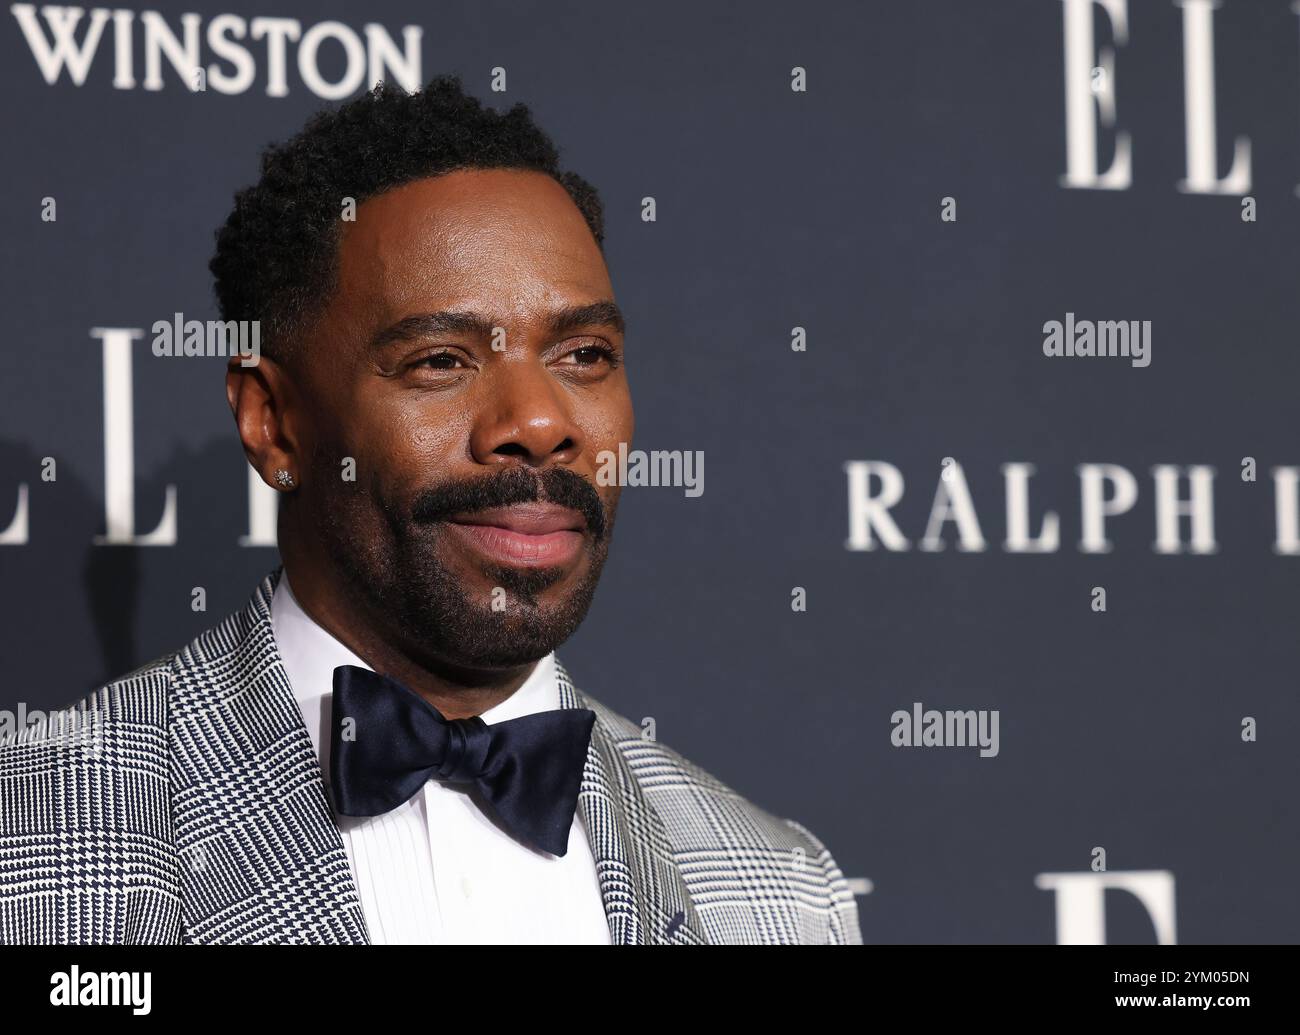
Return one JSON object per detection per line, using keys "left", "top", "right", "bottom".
{"left": 271, "top": 572, "right": 612, "bottom": 944}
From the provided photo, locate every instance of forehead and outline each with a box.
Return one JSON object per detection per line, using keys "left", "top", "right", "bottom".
{"left": 334, "top": 168, "right": 610, "bottom": 325}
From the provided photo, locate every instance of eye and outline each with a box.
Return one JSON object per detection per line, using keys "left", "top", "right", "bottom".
{"left": 413, "top": 351, "right": 467, "bottom": 371}
{"left": 558, "top": 342, "right": 621, "bottom": 369}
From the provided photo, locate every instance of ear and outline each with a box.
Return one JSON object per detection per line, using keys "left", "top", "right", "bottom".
{"left": 226, "top": 353, "right": 302, "bottom": 491}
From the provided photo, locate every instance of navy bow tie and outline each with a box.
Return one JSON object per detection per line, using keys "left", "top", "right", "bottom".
{"left": 328, "top": 665, "right": 596, "bottom": 857}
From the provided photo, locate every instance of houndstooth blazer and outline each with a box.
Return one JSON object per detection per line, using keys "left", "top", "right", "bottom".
{"left": 0, "top": 569, "right": 862, "bottom": 945}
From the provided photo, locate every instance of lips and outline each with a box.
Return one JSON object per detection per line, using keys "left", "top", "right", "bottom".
{"left": 444, "top": 503, "right": 586, "bottom": 567}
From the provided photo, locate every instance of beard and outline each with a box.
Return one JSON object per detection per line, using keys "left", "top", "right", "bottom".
{"left": 311, "top": 458, "right": 617, "bottom": 673}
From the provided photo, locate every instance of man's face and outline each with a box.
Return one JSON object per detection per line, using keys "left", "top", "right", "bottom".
{"left": 291, "top": 169, "right": 631, "bottom": 672}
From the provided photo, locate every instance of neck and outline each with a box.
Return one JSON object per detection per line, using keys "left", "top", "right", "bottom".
{"left": 279, "top": 557, "right": 535, "bottom": 721}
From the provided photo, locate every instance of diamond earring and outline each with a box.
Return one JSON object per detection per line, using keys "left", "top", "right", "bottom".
{"left": 274, "top": 469, "right": 296, "bottom": 490}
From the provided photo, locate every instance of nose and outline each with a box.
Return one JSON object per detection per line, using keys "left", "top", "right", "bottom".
{"left": 468, "top": 359, "right": 583, "bottom": 468}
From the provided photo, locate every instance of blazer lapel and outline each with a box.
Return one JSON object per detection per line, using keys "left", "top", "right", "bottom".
{"left": 169, "top": 569, "right": 369, "bottom": 944}
{"left": 556, "top": 662, "right": 708, "bottom": 945}
{"left": 169, "top": 569, "right": 701, "bottom": 945}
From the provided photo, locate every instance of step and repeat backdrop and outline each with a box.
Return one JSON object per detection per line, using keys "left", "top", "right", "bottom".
{"left": 1, "top": 0, "right": 1296, "bottom": 943}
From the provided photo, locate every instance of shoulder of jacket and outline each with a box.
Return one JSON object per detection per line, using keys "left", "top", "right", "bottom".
{"left": 574, "top": 678, "right": 864, "bottom": 944}
{"left": 0, "top": 649, "right": 177, "bottom": 757}
{"left": 0, "top": 571, "right": 268, "bottom": 760}
{"left": 579, "top": 688, "right": 838, "bottom": 855}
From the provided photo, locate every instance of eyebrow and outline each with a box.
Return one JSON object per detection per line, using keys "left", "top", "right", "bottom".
{"left": 369, "top": 300, "right": 626, "bottom": 350}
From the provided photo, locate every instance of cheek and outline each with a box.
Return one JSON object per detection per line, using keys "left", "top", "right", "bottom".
{"left": 602, "top": 483, "right": 623, "bottom": 522}
{"left": 582, "top": 390, "right": 634, "bottom": 456}
{"left": 369, "top": 400, "right": 472, "bottom": 485}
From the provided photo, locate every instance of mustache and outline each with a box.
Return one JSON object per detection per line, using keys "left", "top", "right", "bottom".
{"left": 409, "top": 466, "right": 608, "bottom": 541}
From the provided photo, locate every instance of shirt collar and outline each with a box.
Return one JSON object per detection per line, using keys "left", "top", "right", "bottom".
{"left": 270, "top": 570, "right": 560, "bottom": 775}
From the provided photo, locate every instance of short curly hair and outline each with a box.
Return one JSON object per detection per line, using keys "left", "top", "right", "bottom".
{"left": 210, "top": 74, "right": 606, "bottom": 362}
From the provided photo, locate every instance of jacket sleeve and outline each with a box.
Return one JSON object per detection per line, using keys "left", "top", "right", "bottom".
{"left": 784, "top": 817, "right": 864, "bottom": 945}
{"left": 0, "top": 679, "right": 181, "bottom": 944}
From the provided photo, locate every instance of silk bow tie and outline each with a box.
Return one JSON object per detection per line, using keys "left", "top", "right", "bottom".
{"left": 328, "top": 665, "right": 596, "bottom": 857}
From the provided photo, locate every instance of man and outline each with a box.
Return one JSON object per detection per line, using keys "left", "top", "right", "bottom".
{"left": 0, "top": 76, "right": 861, "bottom": 945}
